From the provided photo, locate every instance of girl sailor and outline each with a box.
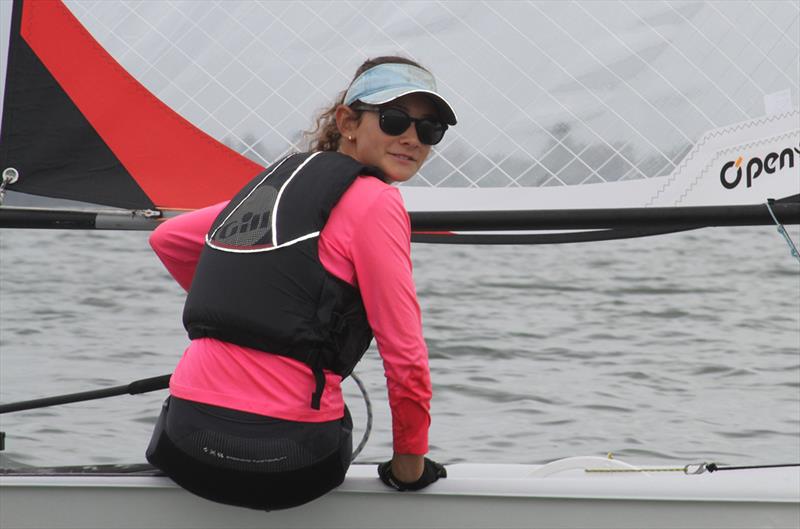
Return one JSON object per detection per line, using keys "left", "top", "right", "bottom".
{"left": 146, "top": 56, "right": 456, "bottom": 509}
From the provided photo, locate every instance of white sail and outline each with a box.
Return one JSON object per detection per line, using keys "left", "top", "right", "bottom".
{"left": 28, "top": 0, "right": 795, "bottom": 212}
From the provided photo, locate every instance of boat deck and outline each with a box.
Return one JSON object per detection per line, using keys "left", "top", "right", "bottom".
{"left": 2, "top": 458, "right": 798, "bottom": 529}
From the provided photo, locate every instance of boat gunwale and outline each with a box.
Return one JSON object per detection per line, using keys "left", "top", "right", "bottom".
{"left": 2, "top": 463, "right": 798, "bottom": 504}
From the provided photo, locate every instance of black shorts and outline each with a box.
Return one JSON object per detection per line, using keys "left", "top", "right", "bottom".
{"left": 146, "top": 396, "right": 352, "bottom": 510}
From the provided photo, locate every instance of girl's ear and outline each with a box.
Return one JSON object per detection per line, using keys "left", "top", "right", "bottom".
{"left": 335, "top": 105, "right": 359, "bottom": 139}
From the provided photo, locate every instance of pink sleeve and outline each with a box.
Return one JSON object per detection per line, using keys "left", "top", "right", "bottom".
{"left": 149, "top": 202, "right": 228, "bottom": 291}
{"left": 349, "top": 189, "right": 432, "bottom": 455}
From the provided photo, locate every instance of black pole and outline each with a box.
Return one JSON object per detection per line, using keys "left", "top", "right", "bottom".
{"left": 409, "top": 201, "right": 800, "bottom": 231}
{"left": 2, "top": 197, "right": 799, "bottom": 232}
{"left": 0, "top": 374, "right": 171, "bottom": 414}
{"left": 411, "top": 225, "right": 702, "bottom": 244}
{"left": 0, "top": 207, "right": 98, "bottom": 229}
{"left": 0, "top": 207, "right": 162, "bottom": 230}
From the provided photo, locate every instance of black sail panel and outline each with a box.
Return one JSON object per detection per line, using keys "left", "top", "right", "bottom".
{"left": 0, "top": 0, "right": 153, "bottom": 210}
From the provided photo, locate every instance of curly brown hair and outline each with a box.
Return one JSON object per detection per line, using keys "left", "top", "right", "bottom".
{"left": 305, "top": 56, "right": 428, "bottom": 152}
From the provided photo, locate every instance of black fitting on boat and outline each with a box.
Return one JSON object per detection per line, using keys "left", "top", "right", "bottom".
{"left": 0, "top": 431, "right": 5, "bottom": 451}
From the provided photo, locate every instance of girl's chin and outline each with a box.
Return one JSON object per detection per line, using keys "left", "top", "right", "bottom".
{"left": 383, "top": 170, "right": 415, "bottom": 183}
{"left": 381, "top": 163, "right": 417, "bottom": 183}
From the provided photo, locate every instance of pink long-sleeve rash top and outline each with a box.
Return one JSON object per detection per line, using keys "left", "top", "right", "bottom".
{"left": 150, "top": 175, "right": 432, "bottom": 455}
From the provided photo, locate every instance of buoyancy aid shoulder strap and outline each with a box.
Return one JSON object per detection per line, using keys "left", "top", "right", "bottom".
{"left": 274, "top": 152, "right": 384, "bottom": 245}
{"left": 206, "top": 153, "right": 310, "bottom": 251}
{"left": 207, "top": 152, "right": 383, "bottom": 252}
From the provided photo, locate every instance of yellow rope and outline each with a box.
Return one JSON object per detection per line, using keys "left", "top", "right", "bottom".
{"left": 585, "top": 464, "right": 707, "bottom": 474}
{"left": 585, "top": 455, "right": 707, "bottom": 474}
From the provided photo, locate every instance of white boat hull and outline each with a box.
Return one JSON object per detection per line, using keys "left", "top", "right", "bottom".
{"left": 2, "top": 460, "right": 799, "bottom": 529}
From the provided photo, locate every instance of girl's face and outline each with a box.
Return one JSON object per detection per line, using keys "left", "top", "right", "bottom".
{"left": 336, "top": 93, "right": 437, "bottom": 183}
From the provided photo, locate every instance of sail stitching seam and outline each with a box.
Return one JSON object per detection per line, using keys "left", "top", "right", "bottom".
{"left": 646, "top": 111, "right": 800, "bottom": 206}
{"left": 674, "top": 130, "right": 800, "bottom": 206}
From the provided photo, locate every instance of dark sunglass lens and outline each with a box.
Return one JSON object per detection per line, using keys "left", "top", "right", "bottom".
{"left": 377, "top": 107, "right": 445, "bottom": 145}
{"left": 379, "top": 108, "right": 412, "bottom": 136}
{"left": 416, "top": 120, "right": 445, "bottom": 145}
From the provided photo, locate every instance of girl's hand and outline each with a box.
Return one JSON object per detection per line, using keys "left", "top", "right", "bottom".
{"left": 390, "top": 453, "right": 424, "bottom": 482}
{"left": 377, "top": 455, "right": 447, "bottom": 491}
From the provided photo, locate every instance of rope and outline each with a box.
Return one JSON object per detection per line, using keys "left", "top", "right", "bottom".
{"left": 765, "top": 199, "right": 800, "bottom": 263}
{"left": 585, "top": 463, "right": 708, "bottom": 475}
{"left": 586, "top": 462, "right": 800, "bottom": 474}
{"left": 349, "top": 372, "right": 372, "bottom": 461}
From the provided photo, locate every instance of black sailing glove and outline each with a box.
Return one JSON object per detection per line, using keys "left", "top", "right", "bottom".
{"left": 377, "top": 457, "right": 447, "bottom": 491}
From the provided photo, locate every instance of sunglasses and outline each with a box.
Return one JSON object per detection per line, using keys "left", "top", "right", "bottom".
{"left": 353, "top": 104, "right": 447, "bottom": 146}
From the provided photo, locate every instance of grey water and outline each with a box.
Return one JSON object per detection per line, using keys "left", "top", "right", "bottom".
{"left": 1, "top": 226, "right": 798, "bottom": 468}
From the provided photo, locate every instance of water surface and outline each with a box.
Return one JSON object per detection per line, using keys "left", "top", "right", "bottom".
{"left": 1, "top": 226, "right": 798, "bottom": 467}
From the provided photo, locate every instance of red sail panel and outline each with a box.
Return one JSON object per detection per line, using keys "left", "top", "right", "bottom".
{"left": 20, "top": 0, "right": 263, "bottom": 210}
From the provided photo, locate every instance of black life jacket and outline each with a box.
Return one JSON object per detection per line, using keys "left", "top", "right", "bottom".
{"left": 183, "top": 151, "right": 384, "bottom": 409}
